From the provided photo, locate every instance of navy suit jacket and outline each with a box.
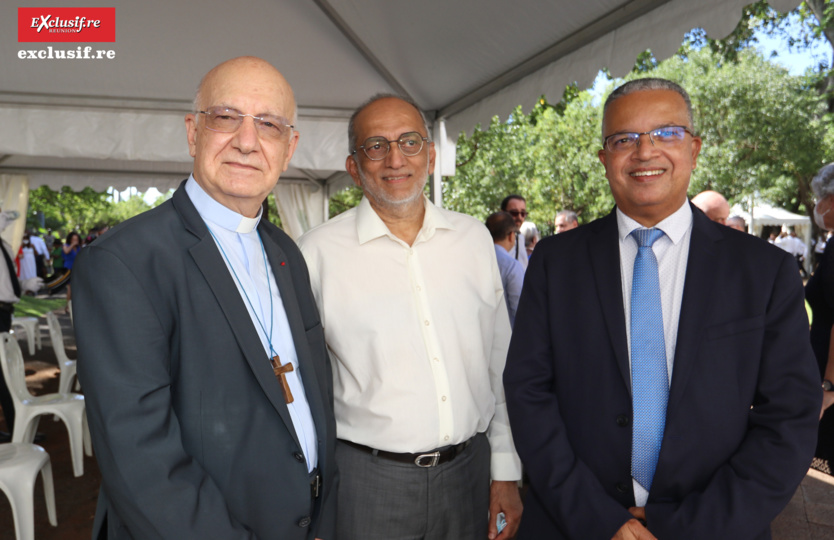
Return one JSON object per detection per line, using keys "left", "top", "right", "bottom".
{"left": 74, "top": 182, "right": 337, "bottom": 539}
{"left": 504, "top": 205, "right": 820, "bottom": 539}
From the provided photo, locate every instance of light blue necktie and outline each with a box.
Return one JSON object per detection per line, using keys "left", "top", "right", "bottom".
{"left": 630, "top": 228, "right": 668, "bottom": 492}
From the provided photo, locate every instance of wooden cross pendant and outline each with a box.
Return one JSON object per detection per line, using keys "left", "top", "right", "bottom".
{"left": 270, "top": 355, "right": 295, "bottom": 404}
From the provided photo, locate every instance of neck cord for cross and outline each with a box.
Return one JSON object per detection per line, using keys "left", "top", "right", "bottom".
{"left": 207, "top": 226, "right": 278, "bottom": 358}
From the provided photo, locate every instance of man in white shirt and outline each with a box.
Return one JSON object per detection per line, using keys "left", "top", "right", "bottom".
{"left": 299, "top": 94, "right": 522, "bottom": 540}
{"left": 486, "top": 211, "right": 525, "bottom": 326}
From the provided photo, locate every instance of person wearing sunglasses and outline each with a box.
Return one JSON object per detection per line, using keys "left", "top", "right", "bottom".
{"left": 500, "top": 194, "right": 530, "bottom": 270}
{"left": 505, "top": 77, "right": 820, "bottom": 540}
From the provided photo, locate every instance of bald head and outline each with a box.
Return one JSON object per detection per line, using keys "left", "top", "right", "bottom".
{"left": 185, "top": 56, "right": 300, "bottom": 217}
{"left": 691, "top": 190, "right": 730, "bottom": 225}
{"left": 194, "top": 56, "right": 297, "bottom": 124}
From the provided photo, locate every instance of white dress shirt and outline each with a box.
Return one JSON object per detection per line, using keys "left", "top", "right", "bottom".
{"left": 617, "top": 200, "right": 693, "bottom": 506}
{"left": 185, "top": 177, "right": 318, "bottom": 472}
{"left": 298, "top": 196, "right": 522, "bottom": 481}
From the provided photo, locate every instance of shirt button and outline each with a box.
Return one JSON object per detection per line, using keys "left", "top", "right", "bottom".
{"left": 293, "top": 452, "right": 305, "bottom": 462}
{"left": 433, "top": 357, "right": 439, "bottom": 362}
{"left": 444, "top": 435, "right": 450, "bottom": 441}
{"left": 424, "top": 320, "right": 430, "bottom": 326}
{"left": 297, "top": 516, "right": 311, "bottom": 528}
{"left": 416, "top": 285, "right": 422, "bottom": 291}
{"left": 441, "top": 396, "right": 447, "bottom": 401}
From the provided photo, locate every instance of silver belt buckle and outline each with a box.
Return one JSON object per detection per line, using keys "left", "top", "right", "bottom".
{"left": 415, "top": 451, "right": 440, "bottom": 467}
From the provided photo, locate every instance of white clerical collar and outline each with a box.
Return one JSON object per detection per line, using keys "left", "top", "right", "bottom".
{"left": 185, "top": 175, "right": 261, "bottom": 234}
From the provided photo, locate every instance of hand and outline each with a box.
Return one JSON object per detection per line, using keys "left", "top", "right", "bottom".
{"left": 488, "top": 480, "right": 523, "bottom": 539}
{"left": 611, "top": 519, "right": 657, "bottom": 540}
{"left": 628, "top": 507, "right": 645, "bottom": 521}
{"left": 822, "top": 391, "right": 834, "bottom": 420}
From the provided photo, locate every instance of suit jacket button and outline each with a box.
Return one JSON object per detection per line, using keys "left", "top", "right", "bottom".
{"left": 616, "top": 415, "right": 629, "bottom": 427}
{"left": 298, "top": 516, "right": 311, "bottom": 527}
{"left": 616, "top": 482, "right": 629, "bottom": 494}
{"left": 293, "top": 452, "right": 304, "bottom": 462}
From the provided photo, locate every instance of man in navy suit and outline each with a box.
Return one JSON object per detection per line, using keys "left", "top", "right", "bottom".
{"left": 504, "top": 78, "right": 820, "bottom": 539}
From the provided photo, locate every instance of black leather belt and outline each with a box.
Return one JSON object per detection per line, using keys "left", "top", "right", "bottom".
{"left": 340, "top": 437, "right": 473, "bottom": 468}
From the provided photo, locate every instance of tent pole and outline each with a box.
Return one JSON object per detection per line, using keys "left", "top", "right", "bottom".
{"left": 430, "top": 119, "right": 444, "bottom": 208}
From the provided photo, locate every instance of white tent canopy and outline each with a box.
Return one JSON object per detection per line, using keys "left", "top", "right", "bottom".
{"left": 0, "top": 0, "right": 801, "bottom": 238}
{"left": 731, "top": 201, "right": 812, "bottom": 270}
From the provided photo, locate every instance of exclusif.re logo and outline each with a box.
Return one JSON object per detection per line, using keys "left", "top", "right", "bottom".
{"left": 18, "top": 7, "right": 115, "bottom": 43}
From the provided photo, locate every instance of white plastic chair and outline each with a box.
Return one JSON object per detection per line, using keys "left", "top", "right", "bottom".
{"left": 0, "top": 443, "right": 57, "bottom": 540}
{"left": 45, "top": 311, "right": 78, "bottom": 394}
{"left": 0, "top": 333, "right": 91, "bottom": 477}
{"left": 11, "top": 317, "right": 41, "bottom": 357}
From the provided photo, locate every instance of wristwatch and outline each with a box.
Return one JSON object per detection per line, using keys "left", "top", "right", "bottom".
{"left": 823, "top": 379, "right": 834, "bottom": 392}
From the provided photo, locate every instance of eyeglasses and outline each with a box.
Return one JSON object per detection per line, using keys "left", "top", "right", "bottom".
{"left": 507, "top": 210, "right": 528, "bottom": 218}
{"left": 353, "top": 131, "right": 429, "bottom": 160}
{"left": 197, "top": 107, "right": 294, "bottom": 140}
{"left": 603, "top": 126, "right": 694, "bottom": 153}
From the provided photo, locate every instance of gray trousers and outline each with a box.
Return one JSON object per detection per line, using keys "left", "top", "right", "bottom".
{"left": 335, "top": 432, "right": 491, "bottom": 540}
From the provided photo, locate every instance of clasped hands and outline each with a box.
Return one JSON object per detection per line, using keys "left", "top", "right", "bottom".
{"left": 612, "top": 507, "right": 658, "bottom": 540}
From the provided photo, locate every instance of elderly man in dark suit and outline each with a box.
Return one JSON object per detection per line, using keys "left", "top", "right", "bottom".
{"left": 73, "top": 56, "right": 336, "bottom": 540}
{"left": 504, "top": 78, "right": 820, "bottom": 540}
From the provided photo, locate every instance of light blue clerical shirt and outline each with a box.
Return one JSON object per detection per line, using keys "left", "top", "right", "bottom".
{"left": 186, "top": 176, "right": 318, "bottom": 472}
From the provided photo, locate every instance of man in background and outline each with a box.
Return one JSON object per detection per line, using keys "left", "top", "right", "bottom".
{"left": 501, "top": 194, "right": 529, "bottom": 270}
{"left": 690, "top": 190, "right": 730, "bottom": 224}
{"left": 554, "top": 210, "right": 579, "bottom": 234}
{"left": 487, "top": 211, "right": 525, "bottom": 326}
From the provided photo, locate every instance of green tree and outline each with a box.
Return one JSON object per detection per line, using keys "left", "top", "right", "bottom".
{"left": 640, "top": 46, "right": 832, "bottom": 214}
{"left": 27, "top": 186, "right": 112, "bottom": 234}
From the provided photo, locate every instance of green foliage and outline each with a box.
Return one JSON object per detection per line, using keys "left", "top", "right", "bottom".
{"left": 329, "top": 185, "right": 364, "bottom": 218}
{"left": 27, "top": 185, "right": 165, "bottom": 236}
{"left": 445, "top": 44, "right": 834, "bottom": 230}
{"left": 27, "top": 186, "right": 112, "bottom": 234}
{"left": 445, "top": 94, "right": 611, "bottom": 229}
{"left": 639, "top": 46, "right": 832, "bottom": 213}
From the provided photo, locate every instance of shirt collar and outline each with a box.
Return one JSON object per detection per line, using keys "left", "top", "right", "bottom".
{"left": 616, "top": 199, "right": 692, "bottom": 245}
{"left": 355, "top": 195, "right": 455, "bottom": 245}
{"left": 185, "top": 175, "right": 261, "bottom": 234}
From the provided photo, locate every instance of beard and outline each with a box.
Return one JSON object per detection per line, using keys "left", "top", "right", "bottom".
{"left": 356, "top": 159, "right": 429, "bottom": 211}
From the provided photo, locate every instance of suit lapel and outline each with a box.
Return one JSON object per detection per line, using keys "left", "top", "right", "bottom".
{"left": 172, "top": 187, "right": 300, "bottom": 447}
{"left": 667, "top": 207, "right": 721, "bottom": 415}
{"left": 588, "top": 211, "right": 631, "bottom": 390}
{"left": 259, "top": 226, "right": 328, "bottom": 435}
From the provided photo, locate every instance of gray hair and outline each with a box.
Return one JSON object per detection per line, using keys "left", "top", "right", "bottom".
{"left": 812, "top": 163, "right": 834, "bottom": 199}
{"left": 602, "top": 78, "right": 695, "bottom": 139}
{"left": 556, "top": 209, "right": 578, "bottom": 224}
{"left": 348, "top": 93, "right": 432, "bottom": 155}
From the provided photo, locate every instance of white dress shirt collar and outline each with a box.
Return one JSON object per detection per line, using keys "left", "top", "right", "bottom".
{"left": 355, "top": 195, "right": 456, "bottom": 246}
{"left": 185, "top": 175, "right": 261, "bottom": 233}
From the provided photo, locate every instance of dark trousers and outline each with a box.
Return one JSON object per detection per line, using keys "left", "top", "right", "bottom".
{"left": 0, "top": 308, "right": 14, "bottom": 431}
{"left": 335, "top": 433, "right": 490, "bottom": 540}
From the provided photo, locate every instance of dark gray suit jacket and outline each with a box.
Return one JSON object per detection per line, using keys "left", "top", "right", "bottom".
{"left": 505, "top": 205, "right": 820, "bottom": 539}
{"left": 74, "top": 182, "right": 337, "bottom": 539}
